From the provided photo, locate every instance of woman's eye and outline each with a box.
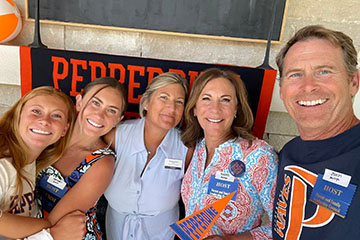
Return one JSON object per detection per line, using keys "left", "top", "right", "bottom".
{"left": 176, "top": 100, "right": 184, "bottom": 105}
{"left": 160, "top": 95, "right": 168, "bottom": 100}
{"left": 201, "top": 96, "right": 210, "bottom": 101}
{"left": 92, "top": 100, "right": 100, "bottom": 106}
{"left": 52, "top": 113, "right": 63, "bottom": 119}
{"left": 108, "top": 109, "right": 117, "bottom": 114}
{"left": 221, "top": 98, "right": 231, "bottom": 103}
{"left": 32, "top": 109, "right": 41, "bottom": 114}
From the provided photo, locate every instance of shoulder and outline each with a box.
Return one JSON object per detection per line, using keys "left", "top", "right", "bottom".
{"left": 0, "top": 158, "right": 16, "bottom": 192}
{"left": 0, "top": 158, "right": 15, "bottom": 174}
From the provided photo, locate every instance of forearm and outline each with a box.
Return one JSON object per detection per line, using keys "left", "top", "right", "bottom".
{"left": 0, "top": 212, "right": 51, "bottom": 238}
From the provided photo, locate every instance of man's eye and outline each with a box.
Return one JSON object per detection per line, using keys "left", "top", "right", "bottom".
{"left": 289, "top": 73, "right": 301, "bottom": 78}
{"left": 319, "top": 70, "right": 329, "bottom": 75}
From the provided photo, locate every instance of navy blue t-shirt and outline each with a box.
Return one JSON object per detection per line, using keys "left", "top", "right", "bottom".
{"left": 273, "top": 123, "right": 360, "bottom": 240}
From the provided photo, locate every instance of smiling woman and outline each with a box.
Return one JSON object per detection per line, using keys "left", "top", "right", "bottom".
{"left": 103, "top": 72, "right": 189, "bottom": 240}
{"left": 36, "top": 77, "right": 128, "bottom": 240}
{"left": 0, "top": 86, "right": 88, "bottom": 239}
{"left": 181, "top": 68, "right": 278, "bottom": 239}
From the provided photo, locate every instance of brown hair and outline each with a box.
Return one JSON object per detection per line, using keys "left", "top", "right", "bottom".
{"left": 0, "top": 86, "right": 76, "bottom": 210}
{"left": 80, "top": 76, "right": 128, "bottom": 116}
{"left": 276, "top": 25, "right": 358, "bottom": 81}
{"left": 181, "top": 68, "right": 255, "bottom": 147}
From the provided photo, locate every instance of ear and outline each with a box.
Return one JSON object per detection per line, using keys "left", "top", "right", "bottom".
{"left": 193, "top": 107, "right": 197, "bottom": 117}
{"left": 279, "top": 85, "right": 284, "bottom": 101}
{"left": 115, "top": 115, "right": 124, "bottom": 126}
{"left": 75, "top": 95, "right": 83, "bottom": 112}
{"left": 350, "top": 70, "right": 360, "bottom": 97}
{"left": 61, "top": 122, "right": 70, "bottom": 137}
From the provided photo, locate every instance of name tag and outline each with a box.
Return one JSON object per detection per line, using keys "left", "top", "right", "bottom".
{"left": 215, "top": 171, "right": 235, "bottom": 182}
{"left": 207, "top": 175, "right": 238, "bottom": 201}
{"left": 310, "top": 174, "right": 357, "bottom": 218}
{"left": 164, "top": 158, "right": 182, "bottom": 170}
{"left": 323, "top": 169, "right": 351, "bottom": 187}
{"left": 47, "top": 175, "right": 67, "bottom": 190}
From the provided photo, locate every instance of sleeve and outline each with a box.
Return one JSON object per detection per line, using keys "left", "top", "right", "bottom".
{"left": 249, "top": 143, "right": 278, "bottom": 240}
{"left": 25, "top": 229, "right": 54, "bottom": 240}
{"left": 0, "top": 159, "right": 12, "bottom": 209}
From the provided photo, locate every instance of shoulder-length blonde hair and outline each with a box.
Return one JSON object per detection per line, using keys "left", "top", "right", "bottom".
{"left": 181, "top": 68, "right": 255, "bottom": 147}
{"left": 0, "top": 86, "right": 75, "bottom": 208}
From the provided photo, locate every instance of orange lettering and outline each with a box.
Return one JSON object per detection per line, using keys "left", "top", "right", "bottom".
{"left": 89, "top": 61, "right": 106, "bottom": 80}
{"left": 127, "top": 65, "right": 145, "bottom": 104}
{"left": 108, "top": 63, "right": 126, "bottom": 83}
{"left": 70, "top": 59, "right": 87, "bottom": 96}
{"left": 147, "top": 67, "right": 163, "bottom": 84}
{"left": 52, "top": 56, "right": 69, "bottom": 89}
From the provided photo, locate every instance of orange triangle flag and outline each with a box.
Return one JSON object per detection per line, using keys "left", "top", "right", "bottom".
{"left": 170, "top": 191, "right": 235, "bottom": 240}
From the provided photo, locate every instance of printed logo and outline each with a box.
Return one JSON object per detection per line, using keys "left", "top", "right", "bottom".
{"left": 274, "top": 166, "right": 335, "bottom": 239}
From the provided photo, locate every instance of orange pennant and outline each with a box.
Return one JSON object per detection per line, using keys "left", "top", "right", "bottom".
{"left": 170, "top": 191, "right": 235, "bottom": 240}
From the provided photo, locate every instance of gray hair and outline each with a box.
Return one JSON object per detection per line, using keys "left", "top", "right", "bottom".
{"left": 139, "top": 72, "right": 188, "bottom": 117}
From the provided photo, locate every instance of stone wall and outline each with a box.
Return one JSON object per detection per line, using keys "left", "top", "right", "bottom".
{"left": 1, "top": 0, "right": 359, "bottom": 151}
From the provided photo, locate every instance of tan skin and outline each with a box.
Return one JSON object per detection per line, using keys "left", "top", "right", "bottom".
{"left": 43, "top": 86, "right": 124, "bottom": 232}
{"left": 280, "top": 39, "right": 360, "bottom": 140}
{"left": 105, "top": 83, "right": 187, "bottom": 175}
{"left": 194, "top": 78, "right": 253, "bottom": 240}
{"left": 0, "top": 95, "right": 85, "bottom": 239}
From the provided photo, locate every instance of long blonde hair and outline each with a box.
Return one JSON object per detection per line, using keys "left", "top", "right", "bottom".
{"left": 0, "top": 86, "right": 75, "bottom": 210}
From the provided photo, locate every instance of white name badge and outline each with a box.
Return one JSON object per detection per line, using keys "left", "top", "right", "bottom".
{"left": 47, "top": 175, "right": 66, "bottom": 190}
{"left": 215, "top": 171, "right": 235, "bottom": 182}
{"left": 323, "top": 168, "right": 351, "bottom": 188}
{"left": 164, "top": 158, "right": 183, "bottom": 170}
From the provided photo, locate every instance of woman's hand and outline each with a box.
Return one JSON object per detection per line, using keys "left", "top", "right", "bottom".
{"left": 204, "top": 232, "right": 253, "bottom": 240}
{"left": 50, "top": 210, "right": 86, "bottom": 240}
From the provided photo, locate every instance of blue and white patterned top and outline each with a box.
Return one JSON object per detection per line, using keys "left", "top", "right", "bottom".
{"left": 181, "top": 137, "right": 278, "bottom": 239}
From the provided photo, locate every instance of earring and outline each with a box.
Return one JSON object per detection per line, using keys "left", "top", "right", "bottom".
{"left": 234, "top": 114, "right": 237, "bottom": 119}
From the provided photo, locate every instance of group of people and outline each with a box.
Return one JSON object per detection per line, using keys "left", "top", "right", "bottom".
{"left": 0, "top": 24, "right": 359, "bottom": 240}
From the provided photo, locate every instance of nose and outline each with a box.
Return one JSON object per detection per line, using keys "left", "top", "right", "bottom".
{"left": 210, "top": 100, "right": 221, "bottom": 113}
{"left": 39, "top": 114, "right": 51, "bottom": 126}
{"left": 166, "top": 100, "right": 176, "bottom": 113}
{"left": 302, "top": 73, "right": 319, "bottom": 93}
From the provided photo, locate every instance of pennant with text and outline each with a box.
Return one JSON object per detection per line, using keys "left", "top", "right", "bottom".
{"left": 170, "top": 191, "right": 235, "bottom": 240}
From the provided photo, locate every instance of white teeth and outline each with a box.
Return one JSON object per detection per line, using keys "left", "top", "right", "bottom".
{"left": 207, "top": 118, "right": 222, "bottom": 123}
{"left": 298, "top": 99, "right": 327, "bottom": 106}
{"left": 31, "top": 129, "right": 51, "bottom": 135}
{"left": 87, "top": 119, "right": 103, "bottom": 128}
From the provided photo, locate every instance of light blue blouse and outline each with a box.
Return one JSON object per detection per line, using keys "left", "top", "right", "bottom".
{"left": 104, "top": 118, "right": 187, "bottom": 240}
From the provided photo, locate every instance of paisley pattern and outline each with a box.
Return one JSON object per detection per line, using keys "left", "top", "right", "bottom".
{"left": 181, "top": 138, "right": 278, "bottom": 239}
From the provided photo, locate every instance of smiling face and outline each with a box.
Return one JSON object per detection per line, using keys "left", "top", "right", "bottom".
{"left": 280, "top": 38, "right": 359, "bottom": 140}
{"left": 76, "top": 85, "right": 124, "bottom": 137}
{"left": 18, "top": 95, "right": 70, "bottom": 152}
{"left": 144, "top": 83, "right": 185, "bottom": 133}
{"left": 194, "top": 77, "right": 237, "bottom": 145}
